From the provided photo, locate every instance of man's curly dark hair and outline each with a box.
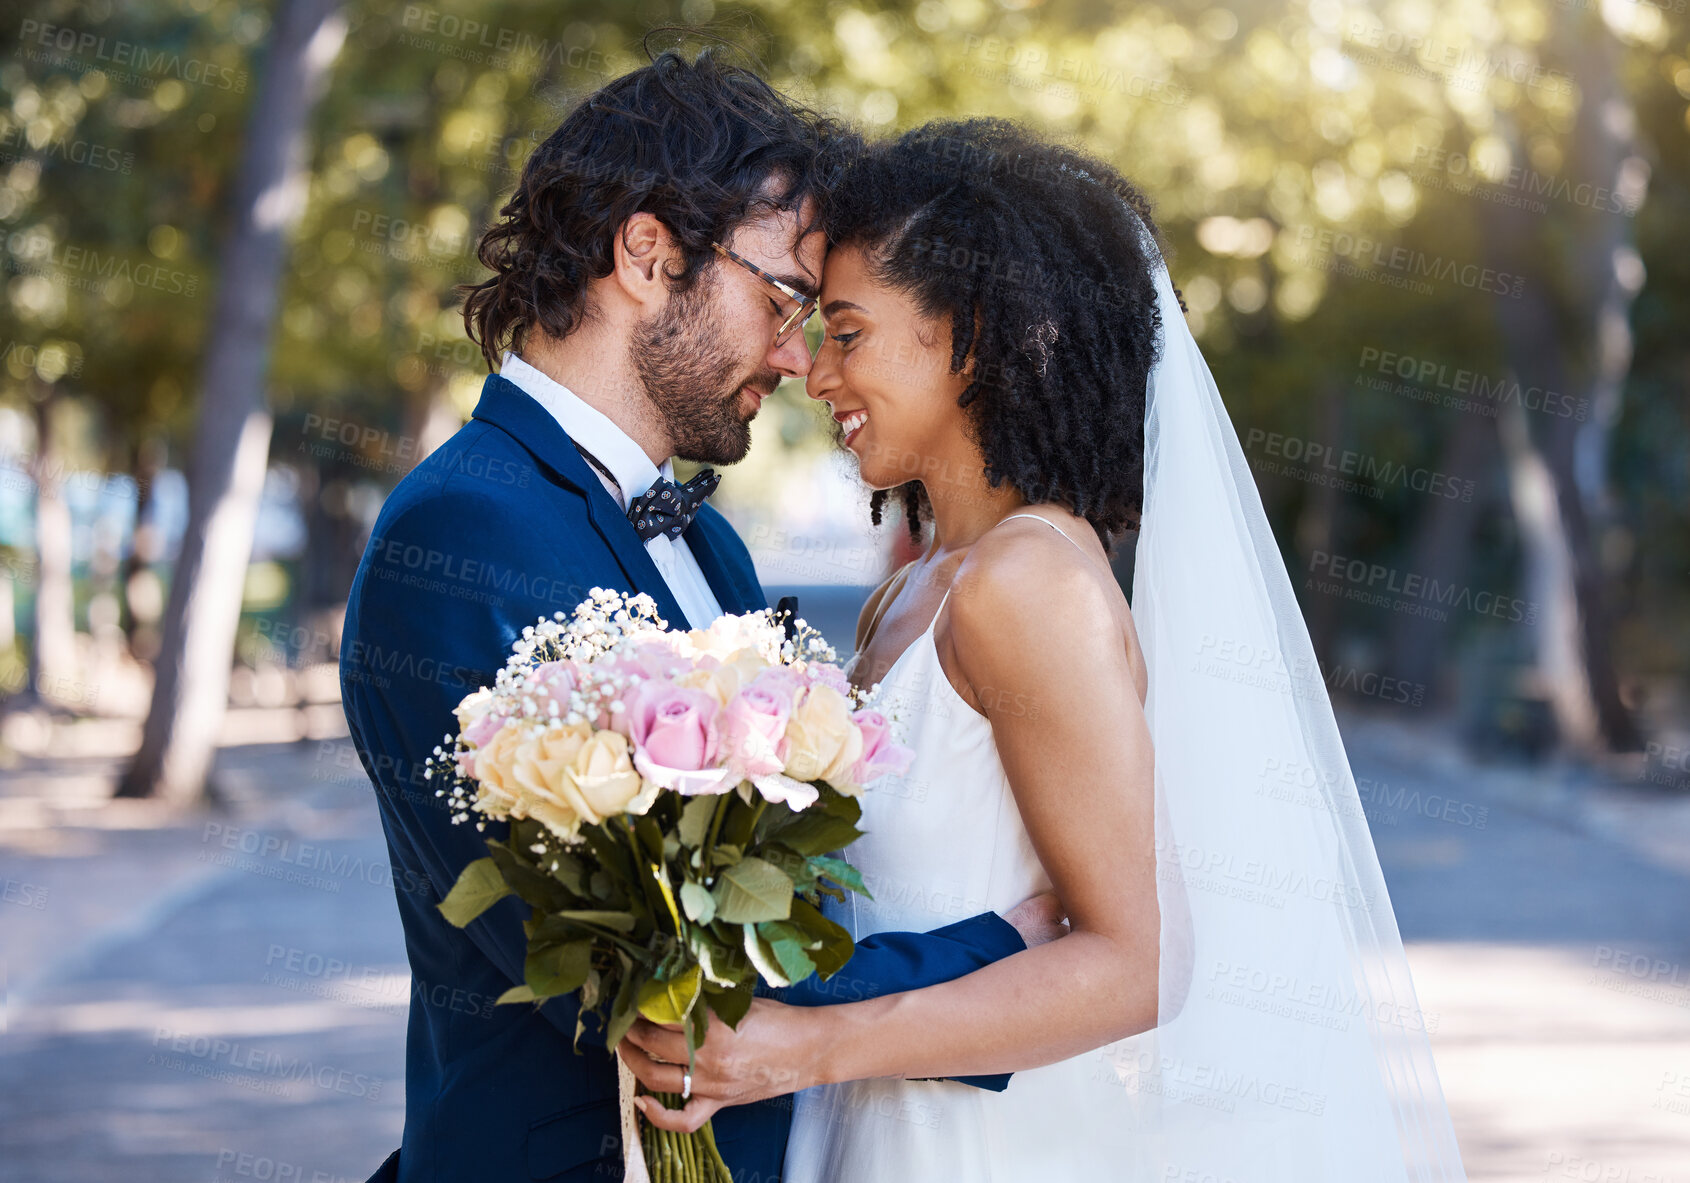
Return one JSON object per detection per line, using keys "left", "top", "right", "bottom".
{"left": 461, "top": 48, "right": 854, "bottom": 370}
{"left": 820, "top": 119, "right": 1179, "bottom": 546}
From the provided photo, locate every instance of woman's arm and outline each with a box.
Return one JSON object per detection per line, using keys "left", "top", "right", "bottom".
{"left": 623, "top": 523, "right": 1159, "bottom": 1129}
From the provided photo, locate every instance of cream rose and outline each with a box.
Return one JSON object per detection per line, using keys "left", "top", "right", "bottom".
{"left": 470, "top": 722, "right": 528, "bottom": 818}
{"left": 782, "top": 684, "right": 864, "bottom": 788}
{"left": 558, "top": 729, "right": 646, "bottom": 823}
{"left": 453, "top": 686, "right": 497, "bottom": 734}
{"left": 506, "top": 721, "right": 593, "bottom": 839}
{"left": 675, "top": 662, "right": 742, "bottom": 707}
{"left": 681, "top": 614, "right": 784, "bottom": 662}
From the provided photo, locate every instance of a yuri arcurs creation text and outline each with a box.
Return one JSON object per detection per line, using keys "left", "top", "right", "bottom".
{"left": 427, "top": 589, "right": 911, "bottom": 1183}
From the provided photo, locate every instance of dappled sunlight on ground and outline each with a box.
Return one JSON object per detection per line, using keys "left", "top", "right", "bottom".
{"left": 1, "top": 712, "right": 1686, "bottom": 1180}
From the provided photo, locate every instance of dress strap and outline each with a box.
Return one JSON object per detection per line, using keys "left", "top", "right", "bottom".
{"left": 998, "top": 511, "right": 1088, "bottom": 553}
{"left": 859, "top": 560, "right": 918, "bottom": 653}
{"left": 927, "top": 583, "right": 954, "bottom": 630}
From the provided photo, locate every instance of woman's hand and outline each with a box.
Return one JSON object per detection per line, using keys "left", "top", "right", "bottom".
{"left": 617, "top": 998, "right": 822, "bottom": 1133}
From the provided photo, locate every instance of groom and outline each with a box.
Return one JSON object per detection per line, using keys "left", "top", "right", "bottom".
{"left": 341, "top": 51, "right": 1039, "bottom": 1182}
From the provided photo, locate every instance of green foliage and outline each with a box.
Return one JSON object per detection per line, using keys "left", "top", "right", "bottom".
{"left": 2, "top": 0, "right": 1684, "bottom": 700}
{"left": 435, "top": 854, "right": 510, "bottom": 926}
{"left": 435, "top": 779, "right": 869, "bottom": 1089}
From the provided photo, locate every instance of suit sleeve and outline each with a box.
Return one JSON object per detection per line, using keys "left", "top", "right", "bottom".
{"left": 342, "top": 492, "right": 602, "bottom": 1045}
{"left": 776, "top": 914, "right": 1026, "bottom": 1091}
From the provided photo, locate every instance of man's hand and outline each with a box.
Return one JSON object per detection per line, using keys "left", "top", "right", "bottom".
{"left": 617, "top": 998, "right": 819, "bottom": 1133}
{"left": 1003, "top": 891, "right": 1068, "bottom": 948}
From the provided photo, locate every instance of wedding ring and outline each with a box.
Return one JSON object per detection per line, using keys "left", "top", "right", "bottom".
{"left": 682, "top": 1071, "right": 692, "bottom": 1101}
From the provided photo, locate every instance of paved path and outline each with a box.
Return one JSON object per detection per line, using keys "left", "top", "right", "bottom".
{"left": 2, "top": 714, "right": 1687, "bottom": 1182}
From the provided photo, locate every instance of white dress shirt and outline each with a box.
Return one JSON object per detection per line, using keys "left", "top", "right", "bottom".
{"left": 499, "top": 353, "right": 725, "bottom": 629}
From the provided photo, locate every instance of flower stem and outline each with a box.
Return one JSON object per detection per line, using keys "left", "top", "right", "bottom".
{"left": 702, "top": 793, "right": 732, "bottom": 866}
{"left": 700, "top": 1119, "right": 732, "bottom": 1182}
{"left": 682, "top": 1124, "right": 699, "bottom": 1180}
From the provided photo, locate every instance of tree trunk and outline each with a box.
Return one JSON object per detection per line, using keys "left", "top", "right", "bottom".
{"left": 1495, "top": 394, "right": 1597, "bottom": 745}
{"left": 1476, "top": 16, "right": 1644, "bottom": 754}
{"left": 1386, "top": 412, "right": 1496, "bottom": 701}
{"left": 117, "top": 0, "right": 348, "bottom": 800}
{"left": 28, "top": 388, "right": 78, "bottom": 706}
{"left": 121, "top": 436, "right": 168, "bottom": 662}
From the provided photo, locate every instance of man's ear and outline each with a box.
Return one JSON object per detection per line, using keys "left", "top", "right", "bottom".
{"left": 611, "top": 211, "right": 680, "bottom": 310}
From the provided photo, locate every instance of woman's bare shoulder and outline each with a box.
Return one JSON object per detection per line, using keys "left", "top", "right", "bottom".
{"left": 946, "top": 514, "right": 1144, "bottom": 696}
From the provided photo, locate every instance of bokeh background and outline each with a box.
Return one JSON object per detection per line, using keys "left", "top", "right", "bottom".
{"left": 1, "top": 1, "right": 1687, "bottom": 1179}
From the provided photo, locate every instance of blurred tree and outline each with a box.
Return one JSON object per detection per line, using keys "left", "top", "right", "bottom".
{"left": 25, "top": 377, "right": 74, "bottom": 702}
{"left": 3, "top": 0, "right": 1685, "bottom": 777}
{"left": 118, "top": 0, "right": 347, "bottom": 800}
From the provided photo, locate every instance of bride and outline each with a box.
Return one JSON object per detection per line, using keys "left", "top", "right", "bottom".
{"left": 621, "top": 119, "right": 1467, "bottom": 1181}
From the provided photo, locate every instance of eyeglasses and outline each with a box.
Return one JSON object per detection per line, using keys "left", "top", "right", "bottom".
{"left": 712, "top": 241, "right": 817, "bottom": 350}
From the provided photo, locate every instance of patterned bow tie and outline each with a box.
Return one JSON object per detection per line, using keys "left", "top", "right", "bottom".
{"left": 627, "top": 468, "right": 720, "bottom": 542}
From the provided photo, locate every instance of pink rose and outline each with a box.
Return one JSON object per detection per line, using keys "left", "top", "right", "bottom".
{"left": 805, "top": 663, "right": 852, "bottom": 697}
{"left": 627, "top": 639, "right": 690, "bottom": 680}
{"left": 526, "top": 660, "right": 579, "bottom": 715}
{"left": 627, "top": 680, "right": 730, "bottom": 795}
{"left": 850, "top": 709, "right": 913, "bottom": 787}
{"left": 721, "top": 676, "right": 794, "bottom": 778}
{"left": 455, "top": 711, "right": 508, "bottom": 779}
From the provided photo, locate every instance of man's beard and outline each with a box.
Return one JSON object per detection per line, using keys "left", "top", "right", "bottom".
{"left": 632, "top": 274, "right": 777, "bottom": 465}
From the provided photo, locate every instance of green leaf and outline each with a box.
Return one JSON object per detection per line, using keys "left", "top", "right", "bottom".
{"left": 549, "top": 851, "right": 589, "bottom": 897}
{"left": 497, "top": 984, "right": 537, "bottom": 1005}
{"left": 757, "top": 920, "right": 818, "bottom": 984}
{"left": 752, "top": 799, "right": 797, "bottom": 844}
{"left": 757, "top": 845, "right": 809, "bottom": 887}
{"left": 553, "top": 909, "right": 638, "bottom": 932}
{"left": 694, "top": 931, "right": 744, "bottom": 986}
{"left": 634, "top": 815, "right": 667, "bottom": 862}
{"left": 488, "top": 842, "right": 571, "bottom": 911}
{"left": 710, "top": 843, "right": 743, "bottom": 867}
{"left": 768, "top": 811, "right": 862, "bottom": 858}
{"left": 705, "top": 980, "right": 754, "bottom": 1029}
{"left": 637, "top": 963, "right": 702, "bottom": 1024}
{"left": 678, "top": 795, "right": 717, "bottom": 848}
{"left": 742, "top": 924, "right": 792, "bottom": 987}
{"left": 680, "top": 881, "right": 716, "bottom": 925}
{"left": 690, "top": 996, "right": 710, "bottom": 1052}
{"left": 605, "top": 997, "right": 639, "bottom": 1050}
{"left": 810, "top": 855, "right": 871, "bottom": 899}
{"left": 790, "top": 896, "right": 855, "bottom": 980}
{"left": 525, "top": 939, "right": 593, "bottom": 997}
{"left": 712, "top": 857, "right": 794, "bottom": 924}
{"left": 605, "top": 967, "right": 641, "bottom": 1049}
{"left": 582, "top": 826, "right": 635, "bottom": 883}
{"left": 437, "top": 857, "right": 513, "bottom": 928}
{"left": 812, "top": 786, "right": 863, "bottom": 824}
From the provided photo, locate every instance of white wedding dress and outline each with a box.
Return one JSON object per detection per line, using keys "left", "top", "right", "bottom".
{"left": 783, "top": 514, "right": 1151, "bottom": 1182}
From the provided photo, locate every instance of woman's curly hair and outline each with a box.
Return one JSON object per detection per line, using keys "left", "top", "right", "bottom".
{"left": 461, "top": 48, "right": 856, "bottom": 370}
{"left": 820, "top": 119, "right": 1179, "bottom": 546}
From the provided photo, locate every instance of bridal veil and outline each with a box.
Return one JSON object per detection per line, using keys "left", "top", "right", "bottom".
{"left": 1117, "top": 219, "right": 1468, "bottom": 1180}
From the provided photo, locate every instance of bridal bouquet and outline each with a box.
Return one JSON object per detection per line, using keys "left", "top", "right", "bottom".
{"left": 427, "top": 589, "right": 908, "bottom": 1183}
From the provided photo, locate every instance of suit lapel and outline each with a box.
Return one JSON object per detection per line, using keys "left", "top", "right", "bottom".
{"left": 470, "top": 374, "right": 689, "bottom": 627}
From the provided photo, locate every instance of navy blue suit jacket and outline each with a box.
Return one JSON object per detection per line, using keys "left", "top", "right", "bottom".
{"left": 341, "top": 374, "right": 1023, "bottom": 1183}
